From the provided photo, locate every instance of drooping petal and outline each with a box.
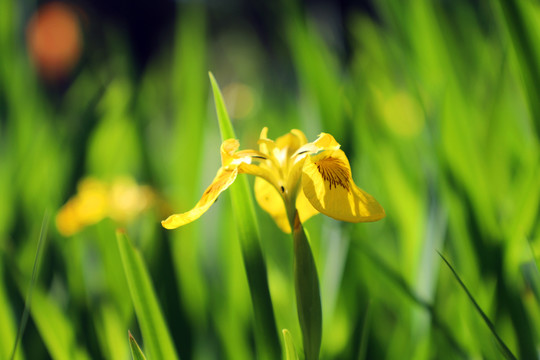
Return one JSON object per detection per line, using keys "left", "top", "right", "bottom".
{"left": 301, "top": 149, "right": 385, "bottom": 222}
{"left": 161, "top": 167, "right": 238, "bottom": 229}
{"left": 296, "top": 188, "right": 319, "bottom": 224}
{"left": 287, "top": 132, "right": 341, "bottom": 188}
{"left": 254, "top": 177, "right": 291, "bottom": 233}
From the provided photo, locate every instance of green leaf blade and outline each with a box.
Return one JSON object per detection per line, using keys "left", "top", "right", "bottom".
{"left": 116, "top": 231, "right": 179, "bottom": 360}
{"left": 438, "top": 252, "right": 517, "bottom": 360}
{"left": 293, "top": 222, "right": 322, "bottom": 360}
{"left": 129, "top": 331, "right": 148, "bottom": 360}
{"left": 208, "top": 72, "right": 280, "bottom": 360}
{"left": 282, "top": 329, "right": 299, "bottom": 360}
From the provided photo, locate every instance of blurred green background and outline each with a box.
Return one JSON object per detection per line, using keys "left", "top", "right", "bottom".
{"left": 1, "top": 0, "right": 539, "bottom": 359}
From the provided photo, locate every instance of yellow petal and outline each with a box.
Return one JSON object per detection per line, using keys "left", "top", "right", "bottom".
{"left": 254, "top": 177, "right": 291, "bottom": 233}
{"left": 76, "top": 178, "right": 109, "bottom": 224}
{"left": 301, "top": 149, "right": 385, "bottom": 222}
{"left": 291, "top": 129, "right": 308, "bottom": 145}
{"left": 296, "top": 189, "right": 319, "bottom": 223}
{"left": 258, "top": 127, "right": 274, "bottom": 155}
{"left": 161, "top": 168, "right": 238, "bottom": 229}
{"left": 294, "top": 132, "right": 341, "bottom": 157}
{"left": 254, "top": 176, "right": 318, "bottom": 233}
{"left": 221, "top": 138, "right": 266, "bottom": 168}
{"left": 221, "top": 139, "right": 240, "bottom": 167}
{"left": 313, "top": 132, "right": 341, "bottom": 150}
{"left": 109, "top": 177, "right": 154, "bottom": 222}
{"left": 55, "top": 177, "right": 109, "bottom": 236}
{"left": 56, "top": 200, "right": 84, "bottom": 236}
{"left": 275, "top": 131, "right": 307, "bottom": 158}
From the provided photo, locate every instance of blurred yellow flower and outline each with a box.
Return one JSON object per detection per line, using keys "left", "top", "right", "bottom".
{"left": 162, "top": 128, "right": 385, "bottom": 233}
{"left": 56, "top": 177, "right": 154, "bottom": 236}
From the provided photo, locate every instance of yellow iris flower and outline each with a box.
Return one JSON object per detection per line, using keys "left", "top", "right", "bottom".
{"left": 162, "top": 128, "right": 385, "bottom": 233}
{"left": 56, "top": 176, "right": 155, "bottom": 236}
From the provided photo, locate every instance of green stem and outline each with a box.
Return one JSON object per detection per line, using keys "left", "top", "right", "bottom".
{"left": 292, "top": 212, "right": 322, "bottom": 360}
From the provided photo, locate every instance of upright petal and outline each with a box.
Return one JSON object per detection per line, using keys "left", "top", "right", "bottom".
{"left": 276, "top": 130, "right": 308, "bottom": 159}
{"left": 301, "top": 150, "right": 385, "bottom": 222}
{"left": 162, "top": 168, "right": 238, "bottom": 229}
{"left": 258, "top": 127, "right": 275, "bottom": 155}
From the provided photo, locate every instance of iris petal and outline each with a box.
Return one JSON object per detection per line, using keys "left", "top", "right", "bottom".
{"left": 276, "top": 131, "right": 306, "bottom": 158}
{"left": 254, "top": 177, "right": 319, "bottom": 233}
{"left": 296, "top": 188, "right": 319, "bottom": 224}
{"left": 258, "top": 127, "right": 274, "bottom": 155}
{"left": 294, "top": 132, "right": 341, "bottom": 157}
{"left": 254, "top": 177, "right": 291, "bottom": 233}
{"left": 301, "top": 149, "right": 385, "bottom": 222}
{"left": 221, "top": 139, "right": 240, "bottom": 166}
{"left": 161, "top": 168, "right": 238, "bottom": 229}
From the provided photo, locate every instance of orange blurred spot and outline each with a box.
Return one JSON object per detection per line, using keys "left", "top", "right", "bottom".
{"left": 26, "top": 2, "right": 82, "bottom": 81}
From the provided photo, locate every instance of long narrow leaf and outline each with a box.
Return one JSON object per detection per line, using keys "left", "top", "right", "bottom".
{"left": 116, "top": 231, "right": 179, "bottom": 360}
{"left": 438, "top": 251, "right": 517, "bottom": 360}
{"left": 11, "top": 210, "right": 49, "bottom": 360}
{"left": 129, "top": 331, "right": 148, "bottom": 360}
{"left": 356, "top": 244, "right": 467, "bottom": 357}
{"left": 293, "top": 220, "right": 321, "bottom": 360}
{"left": 209, "top": 72, "right": 280, "bottom": 360}
{"left": 282, "top": 329, "right": 299, "bottom": 360}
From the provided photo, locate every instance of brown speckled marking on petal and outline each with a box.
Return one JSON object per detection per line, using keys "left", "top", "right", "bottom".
{"left": 315, "top": 157, "right": 351, "bottom": 191}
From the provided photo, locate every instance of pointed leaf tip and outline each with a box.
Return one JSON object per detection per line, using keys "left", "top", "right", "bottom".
{"left": 282, "top": 329, "right": 299, "bottom": 360}
{"left": 128, "top": 331, "right": 148, "bottom": 360}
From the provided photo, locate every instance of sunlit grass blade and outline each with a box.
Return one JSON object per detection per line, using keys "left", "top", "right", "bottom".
{"left": 209, "top": 72, "right": 235, "bottom": 139}
{"left": 438, "top": 251, "right": 517, "bottom": 360}
{"left": 282, "top": 329, "right": 299, "bottom": 360}
{"left": 116, "top": 230, "right": 179, "bottom": 360}
{"left": 209, "top": 72, "right": 280, "bottom": 360}
{"left": 10, "top": 210, "right": 49, "bottom": 360}
{"left": 129, "top": 331, "right": 148, "bottom": 360}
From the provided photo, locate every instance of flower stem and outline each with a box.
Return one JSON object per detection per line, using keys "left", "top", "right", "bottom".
{"left": 292, "top": 212, "right": 322, "bottom": 360}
